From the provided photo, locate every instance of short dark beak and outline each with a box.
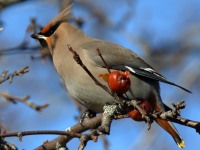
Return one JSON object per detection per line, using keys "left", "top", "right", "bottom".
{"left": 31, "top": 33, "right": 43, "bottom": 39}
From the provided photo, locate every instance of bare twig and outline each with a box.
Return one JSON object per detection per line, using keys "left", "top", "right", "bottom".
{"left": 96, "top": 48, "right": 111, "bottom": 73}
{"left": 35, "top": 114, "right": 103, "bottom": 150}
{"left": 150, "top": 101, "right": 200, "bottom": 133}
{"left": 0, "top": 92, "right": 48, "bottom": 112}
{"left": 114, "top": 114, "right": 129, "bottom": 119}
{"left": 67, "top": 45, "right": 107, "bottom": 88}
{"left": 170, "top": 116, "right": 200, "bottom": 134}
{"left": 67, "top": 45, "right": 124, "bottom": 102}
{"left": 150, "top": 101, "right": 185, "bottom": 120}
{"left": 0, "top": 66, "right": 29, "bottom": 84}
{"left": 26, "top": 18, "right": 42, "bottom": 34}
{"left": 0, "top": 130, "right": 82, "bottom": 139}
{"left": 129, "top": 100, "right": 153, "bottom": 130}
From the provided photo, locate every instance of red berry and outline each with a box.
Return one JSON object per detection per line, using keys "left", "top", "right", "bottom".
{"left": 127, "top": 100, "right": 152, "bottom": 121}
{"left": 108, "top": 71, "right": 131, "bottom": 94}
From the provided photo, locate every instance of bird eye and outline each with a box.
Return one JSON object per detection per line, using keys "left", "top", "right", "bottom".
{"left": 48, "top": 29, "right": 53, "bottom": 36}
{"left": 44, "top": 27, "right": 55, "bottom": 37}
{"left": 41, "top": 22, "right": 60, "bottom": 37}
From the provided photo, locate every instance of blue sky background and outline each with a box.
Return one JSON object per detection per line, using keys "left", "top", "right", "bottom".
{"left": 0, "top": 0, "right": 200, "bottom": 150}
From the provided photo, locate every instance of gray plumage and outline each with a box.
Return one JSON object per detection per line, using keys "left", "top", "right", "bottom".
{"left": 31, "top": 5, "right": 188, "bottom": 148}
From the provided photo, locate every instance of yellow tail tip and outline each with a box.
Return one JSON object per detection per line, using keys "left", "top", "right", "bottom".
{"left": 178, "top": 140, "right": 185, "bottom": 148}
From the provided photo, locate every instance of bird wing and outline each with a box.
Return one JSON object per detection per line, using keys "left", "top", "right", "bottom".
{"left": 82, "top": 39, "right": 191, "bottom": 93}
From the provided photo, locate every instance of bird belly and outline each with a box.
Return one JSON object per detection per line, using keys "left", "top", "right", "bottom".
{"left": 66, "top": 77, "right": 117, "bottom": 112}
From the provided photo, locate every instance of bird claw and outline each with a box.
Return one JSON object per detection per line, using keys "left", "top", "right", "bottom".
{"left": 80, "top": 110, "right": 96, "bottom": 124}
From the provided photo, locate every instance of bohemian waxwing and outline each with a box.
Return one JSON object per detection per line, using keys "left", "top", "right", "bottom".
{"left": 31, "top": 5, "right": 191, "bottom": 148}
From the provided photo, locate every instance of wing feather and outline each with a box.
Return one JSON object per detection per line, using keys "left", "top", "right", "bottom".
{"left": 82, "top": 39, "right": 191, "bottom": 93}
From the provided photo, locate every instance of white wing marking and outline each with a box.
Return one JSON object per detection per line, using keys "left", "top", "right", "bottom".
{"left": 140, "top": 67, "right": 166, "bottom": 79}
{"left": 125, "top": 66, "right": 136, "bottom": 73}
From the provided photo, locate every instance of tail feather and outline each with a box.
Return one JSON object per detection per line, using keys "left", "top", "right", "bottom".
{"left": 149, "top": 91, "right": 185, "bottom": 148}
{"left": 155, "top": 118, "right": 185, "bottom": 148}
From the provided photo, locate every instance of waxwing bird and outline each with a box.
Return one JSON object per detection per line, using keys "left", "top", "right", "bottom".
{"left": 31, "top": 5, "right": 191, "bottom": 148}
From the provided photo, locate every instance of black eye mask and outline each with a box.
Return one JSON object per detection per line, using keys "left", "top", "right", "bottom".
{"left": 40, "top": 21, "right": 61, "bottom": 37}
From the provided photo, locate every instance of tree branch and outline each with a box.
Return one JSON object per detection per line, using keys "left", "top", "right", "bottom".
{"left": 0, "top": 100, "right": 199, "bottom": 150}
{"left": 0, "top": 66, "right": 29, "bottom": 84}
{"left": 0, "top": 92, "right": 48, "bottom": 112}
{"left": 35, "top": 114, "right": 103, "bottom": 150}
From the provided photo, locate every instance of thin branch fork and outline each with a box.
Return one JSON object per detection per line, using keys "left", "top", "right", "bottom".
{"left": 0, "top": 92, "right": 48, "bottom": 112}
{"left": 0, "top": 66, "right": 29, "bottom": 84}
{"left": 150, "top": 100, "right": 200, "bottom": 133}
{"left": 35, "top": 114, "right": 103, "bottom": 150}
{"left": 0, "top": 115, "right": 103, "bottom": 150}
{"left": 1, "top": 114, "right": 113, "bottom": 150}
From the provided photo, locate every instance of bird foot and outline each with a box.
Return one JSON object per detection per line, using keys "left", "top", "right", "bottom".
{"left": 77, "top": 104, "right": 119, "bottom": 150}
{"left": 80, "top": 110, "right": 96, "bottom": 124}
